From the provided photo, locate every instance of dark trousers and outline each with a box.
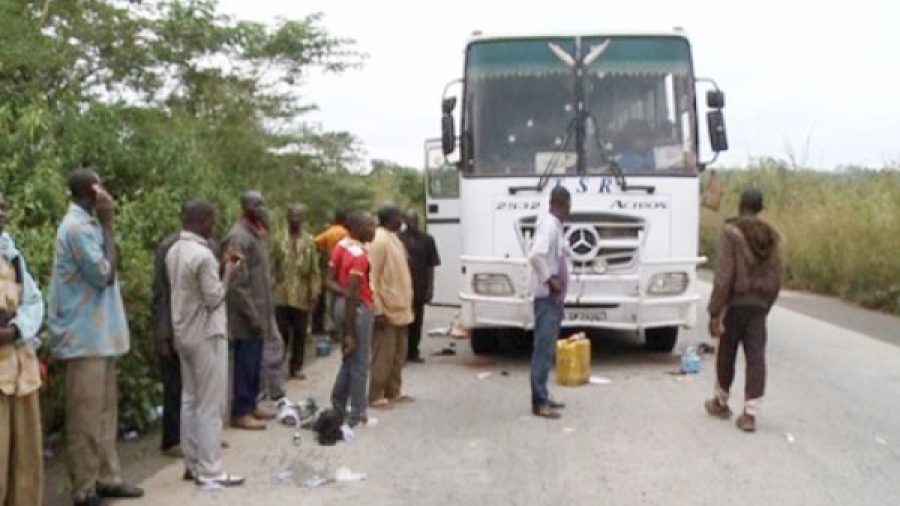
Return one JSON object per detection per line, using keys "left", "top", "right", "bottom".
{"left": 717, "top": 305, "right": 769, "bottom": 403}
{"left": 407, "top": 300, "right": 426, "bottom": 361}
{"left": 276, "top": 305, "right": 308, "bottom": 376}
{"left": 159, "top": 349, "right": 181, "bottom": 450}
{"left": 311, "top": 292, "right": 326, "bottom": 334}
{"left": 531, "top": 298, "right": 563, "bottom": 408}
{"left": 231, "top": 339, "right": 263, "bottom": 419}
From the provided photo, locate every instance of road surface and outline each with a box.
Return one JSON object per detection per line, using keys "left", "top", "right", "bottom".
{"left": 118, "top": 282, "right": 900, "bottom": 505}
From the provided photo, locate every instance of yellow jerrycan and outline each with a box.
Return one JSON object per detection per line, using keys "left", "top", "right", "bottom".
{"left": 556, "top": 332, "right": 591, "bottom": 386}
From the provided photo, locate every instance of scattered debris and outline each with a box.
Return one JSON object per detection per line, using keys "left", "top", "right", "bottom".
{"left": 679, "top": 347, "right": 701, "bottom": 374}
{"left": 340, "top": 424, "right": 356, "bottom": 442}
{"left": 428, "top": 326, "right": 450, "bottom": 336}
{"left": 500, "top": 371, "right": 510, "bottom": 377}
{"left": 312, "top": 409, "right": 345, "bottom": 446}
{"left": 876, "top": 437, "right": 888, "bottom": 446}
{"left": 697, "top": 342, "right": 716, "bottom": 355}
{"left": 431, "top": 347, "right": 457, "bottom": 357}
{"left": 277, "top": 398, "right": 319, "bottom": 427}
{"left": 785, "top": 433, "right": 796, "bottom": 444}
{"left": 335, "top": 466, "right": 367, "bottom": 482}
{"left": 563, "top": 427, "right": 576, "bottom": 434}
{"left": 589, "top": 376, "right": 611, "bottom": 386}
{"left": 293, "top": 431, "right": 302, "bottom": 447}
{"left": 476, "top": 372, "right": 492, "bottom": 380}
{"left": 305, "top": 476, "right": 330, "bottom": 489}
{"left": 450, "top": 322, "right": 471, "bottom": 339}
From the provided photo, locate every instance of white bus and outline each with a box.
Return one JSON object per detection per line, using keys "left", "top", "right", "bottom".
{"left": 429, "top": 31, "right": 728, "bottom": 353}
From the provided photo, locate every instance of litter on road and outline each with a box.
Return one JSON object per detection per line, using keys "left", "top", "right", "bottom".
{"left": 563, "top": 427, "right": 576, "bottom": 434}
{"left": 589, "top": 376, "right": 612, "bottom": 386}
{"left": 785, "top": 433, "right": 796, "bottom": 444}
{"left": 335, "top": 466, "right": 367, "bottom": 482}
{"left": 876, "top": 437, "right": 888, "bottom": 446}
{"left": 428, "top": 326, "right": 450, "bottom": 336}
{"left": 476, "top": 372, "right": 492, "bottom": 380}
{"left": 431, "top": 347, "right": 457, "bottom": 356}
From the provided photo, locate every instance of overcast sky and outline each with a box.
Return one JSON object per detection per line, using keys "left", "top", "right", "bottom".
{"left": 219, "top": 0, "right": 899, "bottom": 170}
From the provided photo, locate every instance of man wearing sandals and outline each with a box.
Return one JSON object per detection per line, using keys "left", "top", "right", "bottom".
{"left": 367, "top": 204, "right": 415, "bottom": 410}
{"left": 166, "top": 199, "right": 244, "bottom": 487}
{"left": 705, "top": 188, "right": 782, "bottom": 432}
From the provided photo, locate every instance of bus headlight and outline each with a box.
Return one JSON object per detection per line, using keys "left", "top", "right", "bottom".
{"left": 473, "top": 273, "right": 515, "bottom": 297}
{"left": 647, "top": 272, "right": 689, "bottom": 295}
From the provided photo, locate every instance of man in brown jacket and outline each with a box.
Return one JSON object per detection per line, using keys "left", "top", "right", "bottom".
{"left": 705, "top": 188, "right": 782, "bottom": 433}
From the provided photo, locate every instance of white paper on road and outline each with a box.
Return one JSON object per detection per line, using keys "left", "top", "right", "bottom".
{"left": 589, "top": 376, "right": 611, "bottom": 385}
{"left": 335, "top": 466, "right": 367, "bottom": 482}
{"left": 476, "top": 372, "right": 492, "bottom": 380}
{"left": 785, "top": 433, "right": 796, "bottom": 444}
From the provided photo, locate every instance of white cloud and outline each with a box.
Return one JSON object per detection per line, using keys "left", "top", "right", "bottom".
{"left": 219, "top": 0, "right": 900, "bottom": 169}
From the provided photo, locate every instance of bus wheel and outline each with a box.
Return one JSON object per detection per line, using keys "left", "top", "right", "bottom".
{"left": 471, "top": 329, "right": 499, "bottom": 355}
{"left": 644, "top": 326, "right": 678, "bottom": 352}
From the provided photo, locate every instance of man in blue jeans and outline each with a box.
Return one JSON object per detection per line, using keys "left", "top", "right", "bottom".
{"left": 329, "top": 212, "right": 377, "bottom": 426}
{"left": 527, "top": 186, "right": 571, "bottom": 419}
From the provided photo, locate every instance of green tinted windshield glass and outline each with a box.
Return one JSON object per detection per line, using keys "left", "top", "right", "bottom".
{"left": 463, "top": 36, "right": 696, "bottom": 176}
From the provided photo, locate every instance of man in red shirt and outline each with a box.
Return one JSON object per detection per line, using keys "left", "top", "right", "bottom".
{"left": 329, "top": 212, "right": 377, "bottom": 426}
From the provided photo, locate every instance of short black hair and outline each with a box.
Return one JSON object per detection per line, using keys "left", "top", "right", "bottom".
{"left": 181, "top": 198, "right": 216, "bottom": 226}
{"left": 739, "top": 188, "right": 764, "bottom": 214}
{"left": 240, "top": 190, "right": 263, "bottom": 210}
{"left": 377, "top": 203, "right": 401, "bottom": 226}
{"left": 550, "top": 185, "right": 571, "bottom": 206}
{"left": 347, "top": 210, "right": 374, "bottom": 236}
{"left": 68, "top": 167, "right": 99, "bottom": 200}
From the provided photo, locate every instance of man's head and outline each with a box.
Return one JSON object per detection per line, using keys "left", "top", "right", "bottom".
{"left": 334, "top": 209, "right": 348, "bottom": 227}
{"left": 68, "top": 167, "right": 102, "bottom": 209}
{"left": 0, "top": 192, "right": 7, "bottom": 234}
{"left": 377, "top": 203, "right": 403, "bottom": 232}
{"left": 240, "top": 190, "right": 267, "bottom": 227}
{"left": 403, "top": 209, "right": 420, "bottom": 234}
{"left": 549, "top": 185, "right": 571, "bottom": 221}
{"left": 348, "top": 211, "right": 377, "bottom": 243}
{"left": 181, "top": 198, "right": 217, "bottom": 239}
{"left": 287, "top": 203, "right": 306, "bottom": 232}
{"left": 739, "top": 188, "right": 764, "bottom": 216}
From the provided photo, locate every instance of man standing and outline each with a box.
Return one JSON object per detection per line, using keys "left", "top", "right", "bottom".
{"left": 167, "top": 199, "right": 244, "bottom": 487}
{"left": 400, "top": 209, "right": 441, "bottom": 363}
{"left": 705, "top": 188, "right": 782, "bottom": 433}
{"left": 330, "top": 212, "right": 377, "bottom": 426}
{"left": 315, "top": 210, "right": 349, "bottom": 339}
{"left": 151, "top": 229, "right": 181, "bottom": 457}
{"left": 271, "top": 204, "right": 321, "bottom": 379}
{"left": 224, "top": 191, "right": 280, "bottom": 430}
{"left": 368, "top": 205, "right": 414, "bottom": 408}
{"left": 48, "top": 168, "right": 143, "bottom": 505}
{"left": 0, "top": 191, "right": 45, "bottom": 506}
{"left": 527, "top": 186, "right": 571, "bottom": 420}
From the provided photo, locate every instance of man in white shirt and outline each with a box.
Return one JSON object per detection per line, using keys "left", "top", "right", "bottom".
{"left": 527, "top": 186, "right": 571, "bottom": 419}
{"left": 166, "top": 199, "right": 244, "bottom": 487}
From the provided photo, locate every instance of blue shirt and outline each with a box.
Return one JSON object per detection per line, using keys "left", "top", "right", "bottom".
{"left": 48, "top": 204, "right": 130, "bottom": 359}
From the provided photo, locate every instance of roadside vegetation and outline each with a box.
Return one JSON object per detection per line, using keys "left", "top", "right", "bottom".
{"left": 701, "top": 159, "right": 900, "bottom": 315}
{"left": 0, "top": 0, "right": 421, "bottom": 434}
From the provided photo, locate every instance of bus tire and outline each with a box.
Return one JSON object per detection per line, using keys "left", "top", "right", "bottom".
{"left": 645, "top": 326, "right": 678, "bottom": 352}
{"left": 471, "top": 329, "right": 499, "bottom": 355}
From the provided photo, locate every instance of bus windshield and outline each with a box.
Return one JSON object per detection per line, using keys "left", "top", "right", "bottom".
{"left": 463, "top": 36, "right": 697, "bottom": 177}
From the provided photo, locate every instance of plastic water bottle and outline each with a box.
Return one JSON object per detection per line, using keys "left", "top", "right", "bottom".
{"left": 680, "top": 347, "right": 701, "bottom": 374}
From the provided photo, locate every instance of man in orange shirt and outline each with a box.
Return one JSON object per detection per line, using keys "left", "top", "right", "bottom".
{"left": 313, "top": 210, "right": 349, "bottom": 338}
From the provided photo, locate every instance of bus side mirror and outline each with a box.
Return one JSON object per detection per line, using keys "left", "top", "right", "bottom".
{"left": 706, "top": 90, "right": 725, "bottom": 109}
{"left": 707, "top": 110, "right": 728, "bottom": 152}
{"left": 441, "top": 97, "right": 457, "bottom": 155}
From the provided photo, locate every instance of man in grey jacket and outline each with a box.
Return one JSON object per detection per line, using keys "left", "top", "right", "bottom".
{"left": 224, "top": 191, "right": 281, "bottom": 430}
{"left": 167, "top": 199, "right": 243, "bottom": 487}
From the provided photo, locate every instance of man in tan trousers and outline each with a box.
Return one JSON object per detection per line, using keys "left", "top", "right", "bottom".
{"left": 368, "top": 204, "right": 414, "bottom": 409}
{"left": 0, "top": 191, "right": 45, "bottom": 506}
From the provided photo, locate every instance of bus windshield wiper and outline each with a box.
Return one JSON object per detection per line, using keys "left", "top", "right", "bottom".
{"left": 587, "top": 113, "right": 655, "bottom": 194}
{"left": 508, "top": 117, "right": 577, "bottom": 195}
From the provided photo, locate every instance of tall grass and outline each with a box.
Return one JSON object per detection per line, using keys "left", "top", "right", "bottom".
{"left": 701, "top": 163, "right": 900, "bottom": 313}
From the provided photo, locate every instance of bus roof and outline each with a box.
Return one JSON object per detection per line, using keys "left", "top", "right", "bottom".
{"left": 466, "top": 29, "right": 691, "bottom": 45}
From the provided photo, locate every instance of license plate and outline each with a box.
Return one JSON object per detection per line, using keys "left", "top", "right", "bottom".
{"left": 564, "top": 310, "right": 607, "bottom": 323}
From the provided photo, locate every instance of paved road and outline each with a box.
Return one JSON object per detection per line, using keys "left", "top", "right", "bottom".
{"left": 124, "top": 282, "right": 900, "bottom": 506}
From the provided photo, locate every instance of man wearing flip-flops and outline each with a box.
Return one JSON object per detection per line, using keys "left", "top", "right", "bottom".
{"left": 368, "top": 204, "right": 415, "bottom": 410}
